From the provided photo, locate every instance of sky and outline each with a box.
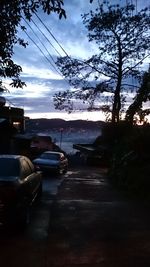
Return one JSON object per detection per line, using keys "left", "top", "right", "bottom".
{"left": 3, "top": 0, "right": 150, "bottom": 121}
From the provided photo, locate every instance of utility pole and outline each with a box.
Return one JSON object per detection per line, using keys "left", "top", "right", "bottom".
{"left": 59, "top": 128, "right": 63, "bottom": 149}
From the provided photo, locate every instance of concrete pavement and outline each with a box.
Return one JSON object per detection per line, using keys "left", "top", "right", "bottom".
{"left": 45, "top": 166, "right": 150, "bottom": 267}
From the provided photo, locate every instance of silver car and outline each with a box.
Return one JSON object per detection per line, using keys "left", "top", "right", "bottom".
{"left": 33, "top": 151, "right": 68, "bottom": 175}
{"left": 0, "top": 154, "right": 42, "bottom": 227}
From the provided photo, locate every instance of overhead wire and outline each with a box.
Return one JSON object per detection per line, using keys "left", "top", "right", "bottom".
{"left": 22, "top": 17, "right": 58, "bottom": 67}
{"left": 34, "top": 14, "right": 88, "bottom": 75}
{"left": 34, "top": 13, "right": 92, "bottom": 89}
{"left": 33, "top": 12, "right": 87, "bottom": 80}
{"left": 30, "top": 17, "right": 62, "bottom": 57}
{"left": 21, "top": 16, "right": 78, "bottom": 97}
{"left": 22, "top": 12, "right": 100, "bottom": 103}
{"left": 35, "top": 13, "right": 69, "bottom": 57}
{"left": 21, "top": 25, "right": 62, "bottom": 75}
{"left": 21, "top": 14, "right": 75, "bottom": 80}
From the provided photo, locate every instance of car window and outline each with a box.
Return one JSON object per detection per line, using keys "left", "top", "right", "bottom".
{"left": 0, "top": 158, "right": 20, "bottom": 177}
{"left": 41, "top": 153, "right": 60, "bottom": 160}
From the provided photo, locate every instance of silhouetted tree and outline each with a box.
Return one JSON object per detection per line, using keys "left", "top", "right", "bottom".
{"left": 126, "top": 66, "right": 150, "bottom": 124}
{"left": 0, "top": 0, "right": 66, "bottom": 88}
{"left": 54, "top": 1, "right": 150, "bottom": 124}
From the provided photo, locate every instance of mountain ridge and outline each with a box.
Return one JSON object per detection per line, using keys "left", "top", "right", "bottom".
{"left": 26, "top": 118, "right": 105, "bottom": 132}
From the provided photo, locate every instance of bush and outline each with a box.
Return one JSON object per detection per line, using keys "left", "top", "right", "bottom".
{"left": 108, "top": 123, "right": 150, "bottom": 198}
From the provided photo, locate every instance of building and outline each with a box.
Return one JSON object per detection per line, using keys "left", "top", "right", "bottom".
{"left": 30, "top": 135, "right": 64, "bottom": 159}
{"left": 0, "top": 105, "right": 25, "bottom": 133}
{"left": 0, "top": 100, "right": 25, "bottom": 153}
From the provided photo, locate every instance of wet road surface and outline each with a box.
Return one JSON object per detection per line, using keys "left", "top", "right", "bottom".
{"left": 46, "top": 167, "right": 150, "bottom": 267}
{"left": 1, "top": 167, "right": 150, "bottom": 267}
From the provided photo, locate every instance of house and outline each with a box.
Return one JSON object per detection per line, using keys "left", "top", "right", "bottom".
{"left": 31, "top": 135, "right": 53, "bottom": 151}
{"left": 0, "top": 105, "right": 25, "bottom": 133}
{"left": 0, "top": 101, "right": 25, "bottom": 153}
{"left": 30, "top": 135, "right": 64, "bottom": 159}
{"left": 73, "top": 142, "right": 109, "bottom": 166}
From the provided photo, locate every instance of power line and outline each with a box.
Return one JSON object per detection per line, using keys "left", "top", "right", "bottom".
{"left": 22, "top": 14, "right": 93, "bottom": 91}
{"left": 21, "top": 25, "right": 62, "bottom": 75}
{"left": 20, "top": 19, "right": 73, "bottom": 89}
{"left": 22, "top": 17, "right": 58, "bottom": 67}
{"left": 33, "top": 13, "right": 88, "bottom": 82}
{"left": 33, "top": 14, "right": 89, "bottom": 87}
{"left": 35, "top": 13, "right": 69, "bottom": 57}
{"left": 30, "top": 18, "right": 62, "bottom": 57}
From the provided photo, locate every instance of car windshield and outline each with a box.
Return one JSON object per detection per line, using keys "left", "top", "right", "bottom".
{"left": 0, "top": 158, "right": 20, "bottom": 177}
{"left": 40, "top": 153, "right": 60, "bottom": 160}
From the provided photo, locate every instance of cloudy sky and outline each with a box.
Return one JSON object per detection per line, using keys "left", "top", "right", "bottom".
{"left": 4, "top": 0, "right": 150, "bottom": 121}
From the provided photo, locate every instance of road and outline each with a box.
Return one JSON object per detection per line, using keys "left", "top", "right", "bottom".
{"left": 1, "top": 166, "right": 150, "bottom": 267}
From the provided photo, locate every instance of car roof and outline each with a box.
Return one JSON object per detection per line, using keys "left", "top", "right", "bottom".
{"left": 42, "top": 151, "right": 64, "bottom": 155}
{"left": 0, "top": 154, "right": 28, "bottom": 160}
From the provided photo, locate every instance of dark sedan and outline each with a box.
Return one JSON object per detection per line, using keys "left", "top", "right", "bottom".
{"left": 33, "top": 151, "right": 68, "bottom": 175}
{"left": 0, "top": 154, "right": 42, "bottom": 227}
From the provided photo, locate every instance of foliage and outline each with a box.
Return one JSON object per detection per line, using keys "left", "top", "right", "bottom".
{"left": 54, "top": 1, "right": 150, "bottom": 123}
{"left": 0, "top": 81, "right": 9, "bottom": 94}
{"left": 0, "top": 0, "right": 66, "bottom": 88}
{"left": 125, "top": 66, "right": 150, "bottom": 124}
{"left": 109, "top": 124, "right": 150, "bottom": 198}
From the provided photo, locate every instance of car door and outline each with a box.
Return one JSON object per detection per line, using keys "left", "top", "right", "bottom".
{"left": 19, "top": 157, "right": 37, "bottom": 203}
{"left": 24, "top": 157, "right": 41, "bottom": 200}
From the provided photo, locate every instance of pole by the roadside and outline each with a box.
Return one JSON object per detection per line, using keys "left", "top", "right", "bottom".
{"left": 59, "top": 128, "right": 63, "bottom": 149}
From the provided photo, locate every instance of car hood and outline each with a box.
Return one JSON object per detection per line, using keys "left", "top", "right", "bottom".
{"left": 33, "top": 158, "right": 59, "bottom": 165}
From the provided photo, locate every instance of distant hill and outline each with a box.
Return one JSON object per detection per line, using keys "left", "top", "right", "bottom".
{"left": 25, "top": 118, "right": 105, "bottom": 132}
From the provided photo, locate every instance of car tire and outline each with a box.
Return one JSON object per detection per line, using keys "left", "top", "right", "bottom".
{"left": 56, "top": 168, "right": 61, "bottom": 176}
{"left": 63, "top": 167, "right": 68, "bottom": 174}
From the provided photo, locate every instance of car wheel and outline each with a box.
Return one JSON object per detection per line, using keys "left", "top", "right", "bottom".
{"left": 63, "top": 167, "right": 68, "bottom": 174}
{"left": 56, "top": 168, "right": 61, "bottom": 176}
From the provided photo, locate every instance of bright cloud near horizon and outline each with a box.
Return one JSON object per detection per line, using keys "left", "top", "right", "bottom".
{"left": 4, "top": 0, "right": 150, "bottom": 121}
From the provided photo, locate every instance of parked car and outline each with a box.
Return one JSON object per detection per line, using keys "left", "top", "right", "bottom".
{"left": 0, "top": 154, "right": 42, "bottom": 227}
{"left": 33, "top": 151, "right": 68, "bottom": 175}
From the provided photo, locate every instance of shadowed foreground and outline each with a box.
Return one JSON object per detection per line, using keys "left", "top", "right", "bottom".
{"left": 46, "top": 167, "right": 150, "bottom": 267}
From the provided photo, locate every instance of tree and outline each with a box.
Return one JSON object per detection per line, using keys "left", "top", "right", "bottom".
{"left": 0, "top": 0, "right": 66, "bottom": 88}
{"left": 125, "top": 66, "right": 150, "bottom": 124}
{"left": 54, "top": 1, "right": 150, "bottom": 123}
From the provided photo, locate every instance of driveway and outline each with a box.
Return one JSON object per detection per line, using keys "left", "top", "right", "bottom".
{"left": 1, "top": 166, "right": 150, "bottom": 267}
{"left": 45, "top": 166, "right": 150, "bottom": 267}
